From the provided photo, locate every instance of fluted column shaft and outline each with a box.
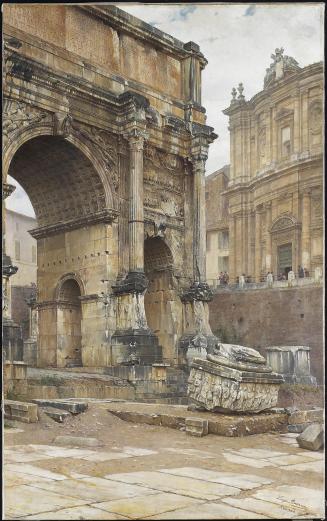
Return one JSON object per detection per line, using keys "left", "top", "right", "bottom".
{"left": 301, "top": 190, "right": 311, "bottom": 270}
{"left": 254, "top": 209, "right": 261, "bottom": 282}
{"left": 127, "top": 131, "right": 147, "bottom": 273}
{"left": 192, "top": 154, "right": 207, "bottom": 282}
{"left": 265, "top": 202, "right": 272, "bottom": 272}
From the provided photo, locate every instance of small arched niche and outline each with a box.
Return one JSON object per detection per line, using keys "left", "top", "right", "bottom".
{"left": 57, "top": 278, "right": 82, "bottom": 368}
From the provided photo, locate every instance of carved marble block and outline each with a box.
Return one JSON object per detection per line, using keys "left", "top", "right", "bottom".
{"left": 188, "top": 343, "right": 284, "bottom": 413}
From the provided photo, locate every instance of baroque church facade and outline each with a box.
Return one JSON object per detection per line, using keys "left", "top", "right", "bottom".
{"left": 206, "top": 48, "right": 323, "bottom": 283}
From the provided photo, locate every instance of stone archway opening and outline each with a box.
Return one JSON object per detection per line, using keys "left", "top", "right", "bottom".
{"left": 57, "top": 278, "right": 82, "bottom": 367}
{"left": 8, "top": 135, "right": 108, "bottom": 228}
{"left": 7, "top": 134, "right": 111, "bottom": 368}
{"left": 144, "top": 237, "right": 180, "bottom": 362}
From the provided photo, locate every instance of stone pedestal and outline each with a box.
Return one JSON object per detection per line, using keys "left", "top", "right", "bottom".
{"left": 188, "top": 358, "right": 283, "bottom": 413}
{"left": 110, "top": 329, "right": 162, "bottom": 365}
{"left": 265, "top": 346, "right": 317, "bottom": 385}
{"left": 23, "top": 338, "right": 38, "bottom": 366}
{"left": 188, "top": 343, "right": 284, "bottom": 413}
{"left": 3, "top": 319, "right": 24, "bottom": 362}
{"left": 179, "top": 282, "right": 218, "bottom": 366}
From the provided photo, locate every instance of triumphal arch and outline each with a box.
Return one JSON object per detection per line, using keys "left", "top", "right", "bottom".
{"left": 3, "top": 5, "right": 217, "bottom": 369}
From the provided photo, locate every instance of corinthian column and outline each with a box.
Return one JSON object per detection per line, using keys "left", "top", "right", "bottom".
{"left": 127, "top": 129, "right": 148, "bottom": 276}
{"left": 265, "top": 202, "right": 272, "bottom": 272}
{"left": 191, "top": 152, "right": 207, "bottom": 282}
{"left": 301, "top": 190, "right": 311, "bottom": 270}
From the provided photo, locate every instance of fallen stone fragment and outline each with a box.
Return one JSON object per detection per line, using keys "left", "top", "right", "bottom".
{"left": 288, "top": 408, "right": 324, "bottom": 425}
{"left": 288, "top": 423, "right": 310, "bottom": 433}
{"left": 42, "top": 407, "right": 71, "bottom": 423}
{"left": 4, "top": 400, "right": 38, "bottom": 423}
{"left": 32, "top": 399, "right": 88, "bottom": 414}
{"left": 185, "top": 417, "right": 208, "bottom": 437}
{"left": 296, "top": 423, "right": 324, "bottom": 451}
{"left": 53, "top": 435, "right": 103, "bottom": 447}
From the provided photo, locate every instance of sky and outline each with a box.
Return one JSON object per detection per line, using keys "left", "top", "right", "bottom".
{"left": 6, "top": 2, "right": 324, "bottom": 217}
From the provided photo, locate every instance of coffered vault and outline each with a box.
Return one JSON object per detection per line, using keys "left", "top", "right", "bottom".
{"left": 3, "top": 4, "right": 217, "bottom": 369}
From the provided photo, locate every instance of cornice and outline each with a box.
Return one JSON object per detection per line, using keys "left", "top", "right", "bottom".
{"left": 225, "top": 154, "right": 322, "bottom": 195}
{"left": 223, "top": 61, "right": 323, "bottom": 116}
{"left": 29, "top": 209, "right": 119, "bottom": 239}
{"left": 78, "top": 6, "right": 207, "bottom": 66}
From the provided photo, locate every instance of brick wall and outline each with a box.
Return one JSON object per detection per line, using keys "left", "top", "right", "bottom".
{"left": 209, "top": 285, "right": 324, "bottom": 383}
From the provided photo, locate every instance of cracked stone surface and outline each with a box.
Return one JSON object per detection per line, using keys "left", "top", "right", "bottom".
{"left": 4, "top": 401, "right": 324, "bottom": 520}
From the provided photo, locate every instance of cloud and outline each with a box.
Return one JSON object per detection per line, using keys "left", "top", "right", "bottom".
{"left": 244, "top": 4, "right": 256, "bottom": 17}
{"left": 172, "top": 5, "right": 197, "bottom": 22}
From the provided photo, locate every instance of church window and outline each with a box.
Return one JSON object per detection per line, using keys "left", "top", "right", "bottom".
{"left": 281, "top": 126, "right": 291, "bottom": 157}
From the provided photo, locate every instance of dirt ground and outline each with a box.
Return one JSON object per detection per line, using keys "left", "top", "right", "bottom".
{"left": 4, "top": 401, "right": 324, "bottom": 491}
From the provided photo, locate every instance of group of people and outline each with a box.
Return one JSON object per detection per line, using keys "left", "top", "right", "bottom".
{"left": 274, "top": 266, "right": 310, "bottom": 281}
{"left": 218, "top": 271, "right": 229, "bottom": 285}
{"left": 298, "top": 265, "right": 310, "bottom": 278}
{"left": 218, "top": 267, "right": 310, "bottom": 285}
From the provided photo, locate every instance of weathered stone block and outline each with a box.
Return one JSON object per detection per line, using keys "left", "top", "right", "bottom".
{"left": 296, "top": 423, "right": 324, "bottom": 451}
{"left": 185, "top": 417, "right": 208, "bottom": 437}
{"left": 4, "top": 400, "right": 38, "bottom": 423}
{"left": 288, "top": 423, "right": 309, "bottom": 433}
{"left": 288, "top": 408, "right": 323, "bottom": 425}
{"left": 160, "top": 414, "right": 185, "bottom": 430}
{"left": 188, "top": 357, "right": 283, "bottom": 413}
{"left": 42, "top": 407, "right": 71, "bottom": 423}
{"left": 32, "top": 399, "right": 88, "bottom": 414}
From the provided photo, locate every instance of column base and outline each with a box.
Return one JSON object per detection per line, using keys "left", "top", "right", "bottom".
{"left": 112, "top": 271, "right": 148, "bottom": 295}
{"left": 111, "top": 329, "right": 163, "bottom": 365}
{"left": 180, "top": 281, "right": 213, "bottom": 302}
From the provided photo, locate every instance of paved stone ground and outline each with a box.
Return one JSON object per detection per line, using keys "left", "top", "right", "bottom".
{"left": 3, "top": 402, "right": 325, "bottom": 520}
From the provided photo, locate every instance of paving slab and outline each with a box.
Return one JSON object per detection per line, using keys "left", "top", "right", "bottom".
{"left": 4, "top": 484, "right": 88, "bottom": 518}
{"left": 77, "top": 451, "right": 132, "bottom": 462}
{"left": 29, "top": 476, "right": 157, "bottom": 503}
{"left": 267, "top": 454, "right": 316, "bottom": 466}
{"left": 5, "top": 464, "right": 68, "bottom": 481}
{"left": 22, "top": 506, "right": 126, "bottom": 520}
{"left": 282, "top": 460, "right": 325, "bottom": 473}
{"left": 253, "top": 485, "right": 325, "bottom": 517}
{"left": 28, "top": 447, "right": 97, "bottom": 459}
{"left": 230, "top": 447, "right": 286, "bottom": 458}
{"left": 222, "top": 496, "right": 306, "bottom": 518}
{"left": 297, "top": 451, "right": 324, "bottom": 460}
{"left": 4, "top": 470, "right": 54, "bottom": 488}
{"left": 146, "top": 501, "right": 267, "bottom": 519}
{"left": 159, "top": 467, "right": 272, "bottom": 490}
{"left": 104, "top": 471, "right": 241, "bottom": 500}
{"left": 223, "top": 452, "right": 275, "bottom": 468}
{"left": 163, "top": 447, "right": 216, "bottom": 459}
{"left": 53, "top": 435, "right": 101, "bottom": 447}
{"left": 4, "top": 451, "right": 56, "bottom": 464}
{"left": 95, "top": 491, "right": 203, "bottom": 519}
{"left": 123, "top": 446, "right": 157, "bottom": 456}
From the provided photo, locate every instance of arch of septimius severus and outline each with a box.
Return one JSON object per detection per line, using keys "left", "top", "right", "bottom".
{"left": 3, "top": 5, "right": 217, "bottom": 369}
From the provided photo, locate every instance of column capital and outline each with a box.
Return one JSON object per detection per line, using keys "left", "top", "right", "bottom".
{"left": 302, "top": 188, "right": 311, "bottom": 197}
{"left": 264, "top": 201, "right": 272, "bottom": 210}
{"left": 123, "top": 128, "right": 149, "bottom": 150}
{"left": 2, "top": 182, "right": 16, "bottom": 199}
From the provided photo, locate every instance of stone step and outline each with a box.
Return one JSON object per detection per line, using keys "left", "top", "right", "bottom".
{"left": 32, "top": 399, "right": 88, "bottom": 414}
{"left": 4, "top": 400, "right": 38, "bottom": 423}
{"left": 108, "top": 406, "right": 288, "bottom": 437}
{"left": 41, "top": 406, "right": 71, "bottom": 423}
